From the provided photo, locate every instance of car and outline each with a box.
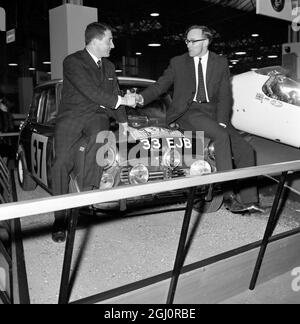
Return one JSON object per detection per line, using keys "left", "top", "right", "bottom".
{"left": 231, "top": 66, "right": 300, "bottom": 149}
{"left": 17, "top": 77, "right": 222, "bottom": 213}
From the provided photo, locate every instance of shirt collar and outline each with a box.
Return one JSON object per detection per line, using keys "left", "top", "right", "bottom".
{"left": 86, "top": 48, "right": 101, "bottom": 65}
{"left": 194, "top": 51, "right": 209, "bottom": 64}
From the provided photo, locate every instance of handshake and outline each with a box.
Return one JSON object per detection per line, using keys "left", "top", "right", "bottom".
{"left": 121, "top": 90, "right": 144, "bottom": 108}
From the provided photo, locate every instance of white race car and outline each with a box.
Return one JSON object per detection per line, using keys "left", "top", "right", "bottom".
{"left": 232, "top": 66, "right": 300, "bottom": 148}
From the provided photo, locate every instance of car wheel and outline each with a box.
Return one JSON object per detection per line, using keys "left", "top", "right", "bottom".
{"left": 193, "top": 193, "right": 223, "bottom": 214}
{"left": 17, "top": 150, "right": 37, "bottom": 191}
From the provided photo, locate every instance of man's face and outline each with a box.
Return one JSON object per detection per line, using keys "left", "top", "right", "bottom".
{"left": 186, "top": 29, "right": 209, "bottom": 58}
{"left": 94, "top": 29, "right": 115, "bottom": 58}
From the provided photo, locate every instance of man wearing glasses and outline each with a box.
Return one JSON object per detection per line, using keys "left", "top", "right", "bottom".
{"left": 136, "top": 25, "right": 265, "bottom": 214}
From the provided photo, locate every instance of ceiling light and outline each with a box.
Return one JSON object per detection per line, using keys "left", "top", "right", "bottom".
{"left": 268, "top": 55, "right": 278, "bottom": 58}
{"left": 8, "top": 63, "right": 18, "bottom": 66}
{"left": 252, "top": 34, "right": 259, "bottom": 37}
{"left": 148, "top": 43, "right": 161, "bottom": 47}
{"left": 230, "top": 59, "right": 239, "bottom": 63}
{"left": 115, "top": 69, "right": 123, "bottom": 73}
{"left": 136, "top": 52, "right": 142, "bottom": 56}
{"left": 43, "top": 61, "right": 51, "bottom": 65}
{"left": 235, "top": 51, "right": 247, "bottom": 55}
{"left": 150, "top": 13, "right": 160, "bottom": 17}
{"left": 257, "top": 57, "right": 263, "bottom": 60}
{"left": 251, "top": 68, "right": 258, "bottom": 71}
{"left": 28, "top": 67, "right": 36, "bottom": 71}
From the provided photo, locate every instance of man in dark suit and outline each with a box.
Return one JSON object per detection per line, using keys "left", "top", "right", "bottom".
{"left": 136, "top": 25, "right": 265, "bottom": 214}
{"left": 52, "top": 22, "right": 136, "bottom": 243}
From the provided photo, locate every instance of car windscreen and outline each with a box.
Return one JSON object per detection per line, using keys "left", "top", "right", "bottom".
{"left": 256, "top": 66, "right": 288, "bottom": 77}
{"left": 262, "top": 70, "right": 300, "bottom": 107}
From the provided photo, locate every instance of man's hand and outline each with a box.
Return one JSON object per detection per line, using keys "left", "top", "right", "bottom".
{"left": 120, "top": 91, "right": 144, "bottom": 108}
{"left": 135, "top": 94, "right": 144, "bottom": 106}
{"left": 119, "top": 123, "right": 137, "bottom": 136}
{"left": 119, "top": 122, "right": 129, "bottom": 136}
{"left": 121, "top": 90, "right": 137, "bottom": 108}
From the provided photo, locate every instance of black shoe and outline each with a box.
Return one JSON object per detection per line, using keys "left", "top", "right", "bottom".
{"left": 0, "top": 222, "right": 10, "bottom": 243}
{"left": 223, "top": 194, "right": 248, "bottom": 214}
{"left": 243, "top": 202, "right": 268, "bottom": 214}
{"left": 51, "top": 221, "right": 66, "bottom": 243}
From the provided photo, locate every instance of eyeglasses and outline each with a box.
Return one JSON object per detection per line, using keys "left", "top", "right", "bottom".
{"left": 185, "top": 38, "right": 207, "bottom": 45}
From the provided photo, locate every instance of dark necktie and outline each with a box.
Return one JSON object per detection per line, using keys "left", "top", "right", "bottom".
{"left": 97, "top": 60, "right": 102, "bottom": 69}
{"left": 196, "top": 58, "right": 207, "bottom": 103}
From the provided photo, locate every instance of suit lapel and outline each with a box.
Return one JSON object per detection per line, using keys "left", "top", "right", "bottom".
{"left": 82, "top": 49, "right": 99, "bottom": 71}
{"left": 185, "top": 55, "right": 196, "bottom": 93}
{"left": 82, "top": 49, "right": 105, "bottom": 82}
{"left": 206, "top": 52, "right": 215, "bottom": 98}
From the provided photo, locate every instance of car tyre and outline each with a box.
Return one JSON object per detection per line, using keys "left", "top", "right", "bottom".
{"left": 17, "top": 150, "right": 37, "bottom": 191}
{"left": 193, "top": 193, "right": 223, "bottom": 214}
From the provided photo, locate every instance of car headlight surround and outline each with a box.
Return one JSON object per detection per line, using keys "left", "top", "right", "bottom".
{"left": 100, "top": 172, "right": 115, "bottom": 190}
{"left": 207, "top": 140, "right": 216, "bottom": 161}
{"left": 129, "top": 164, "right": 149, "bottom": 184}
{"left": 162, "top": 148, "right": 181, "bottom": 168}
{"left": 190, "top": 160, "right": 212, "bottom": 176}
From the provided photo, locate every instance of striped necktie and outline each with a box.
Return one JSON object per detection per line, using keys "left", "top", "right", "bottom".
{"left": 196, "top": 58, "right": 207, "bottom": 103}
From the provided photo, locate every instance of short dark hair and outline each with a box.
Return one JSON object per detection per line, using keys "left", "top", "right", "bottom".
{"left": 85, "top": 22, "right": 112, "bottom": 45}
{"left": 185, "top": 25, "right": 215, "bottom": 44}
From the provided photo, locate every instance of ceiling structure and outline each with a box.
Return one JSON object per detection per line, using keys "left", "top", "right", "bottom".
{"left": 0, "top": 0, "right": 290, "bottom": 81}
{"left": 203, "top": 0, "right": 256, "bottom": 12}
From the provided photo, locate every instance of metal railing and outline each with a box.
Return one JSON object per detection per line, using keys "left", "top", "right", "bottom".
{"left": 0, "top": 161, "right": 299, "bottom": 221}
{"left": 0, "top": 133, "right": 19, "bottom": 138}
{"left": 1, "top": 160, "right": 300, "bottom": 304}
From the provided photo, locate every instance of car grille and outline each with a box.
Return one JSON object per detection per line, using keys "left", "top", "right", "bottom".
{"left": 120, "top": 166, "right": 186, "bottom": 184}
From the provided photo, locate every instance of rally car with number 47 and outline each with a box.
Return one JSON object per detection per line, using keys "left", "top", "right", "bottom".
{"left": 17, "top": 77, "right": 222, "bottom": 213}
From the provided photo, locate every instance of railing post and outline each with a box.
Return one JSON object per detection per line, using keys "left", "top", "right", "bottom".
{"left": 58, "top": 209, "right": 79, "bottom": 304}
{"left": 167, "top": 187, "right": 196, "bottom": 304}
{"left": 249, "top": 171, "right": 288, "bottom": 290}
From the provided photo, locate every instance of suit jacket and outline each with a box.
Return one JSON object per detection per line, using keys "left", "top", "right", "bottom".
{"left": 141, "top": 51, "right": 233, "bottom": 126}
{"left": 57, "top": 49, "right": 127, "bottom": 124}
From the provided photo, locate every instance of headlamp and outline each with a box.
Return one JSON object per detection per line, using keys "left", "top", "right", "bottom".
{"left": 100, "top": 173, "right": 115, "bottom": 190}
{"left": 162, "top": 149, "right": 181, "bottom": 168}
{"left": 207, "top": 141, "right": 216, "bottom": 161}
{"left": 190, "top": 160, "right": 212, "bottom": 176}
{"left": 129, "top": 164, "right": 149, "bottom": 184}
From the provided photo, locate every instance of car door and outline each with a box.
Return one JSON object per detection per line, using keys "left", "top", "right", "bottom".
{"left": 30, "top": 86, "right": 56, "bottom": 189}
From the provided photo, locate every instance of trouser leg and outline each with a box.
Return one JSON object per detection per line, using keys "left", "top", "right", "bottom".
{"left": 178, "top": 110, "right": 258, "bottom": 203}
{"left": 178, "top": 113, "right": 234, "bottom": 171}
{"left": 82, "top": 132, "right": 104, "bottom": 190}
{"left": 82, "top": 114, "right": 110, "bottom": 190}
{"left": 227, "top": 126, "right": 258, "bottom": 204}
{"left": 52, "top": 156, "right": 74, "bottom": 222}
{"left": 52, "top": 123, "right": 82, "bottom": 223}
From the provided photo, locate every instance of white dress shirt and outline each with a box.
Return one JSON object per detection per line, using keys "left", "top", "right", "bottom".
{"left": 193, "top": 51, "right": 210, "bottom": 103}
{"left": 192, "top": 52, "right": 227, "bottom": 127}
